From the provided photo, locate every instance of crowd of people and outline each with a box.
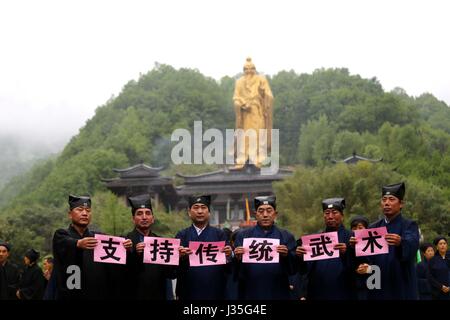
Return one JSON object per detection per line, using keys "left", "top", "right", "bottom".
{"left": 0, "top": 182, "right": 449, "bottom": 300}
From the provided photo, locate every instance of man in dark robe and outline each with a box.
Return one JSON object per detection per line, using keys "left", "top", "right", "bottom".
{"left": 365, "top": 182, "right": 420, "bottom": 300}
{"left": 176, "top": 195, "right": 232, "bottom": 300}
{"left": 296, "top": 198, "right": 353, "bottom": 300}
{"left": 123, "top": 194, "right": 175, "bottom": 300}
{"left": 52, "top": 194, "right": 132, "bottom": 300}
{"left": 0, "top": 258, "right": 8, "bottom": 299}
{"left": 16, "top": 249, "right": 46, "bottom": 300}
{"left": 234, "top": 196, "right": 297, "bottom": 300}
{"left": 0, "top": 241, "right": 20, "bottom": 300}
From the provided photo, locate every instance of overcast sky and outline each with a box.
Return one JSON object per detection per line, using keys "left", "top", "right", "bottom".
{"left": 1, "top": 0, "right": 449, "bottom": 150}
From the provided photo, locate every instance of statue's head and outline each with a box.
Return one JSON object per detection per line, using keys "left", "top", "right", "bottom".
{"left": 243, "top": 57, "right": 256, "bottom": 76}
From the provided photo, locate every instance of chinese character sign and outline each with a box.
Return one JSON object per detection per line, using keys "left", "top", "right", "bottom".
{"left": 242, "top": 238, "right": 280, "bottom": 264}
{"left": 189, "top": 241, "right": 226, "bottom": 267}
{"left": 144, "top": 237, "right": 180, "bottom": 265}
{"left": 94, "top": 234, "right": 127, "bottom": 265}
{"left": 301, "top": 232, "right": 339, "bottom": 261}
{"left": 354, "top": 227, "right": 389, "bottom": 257}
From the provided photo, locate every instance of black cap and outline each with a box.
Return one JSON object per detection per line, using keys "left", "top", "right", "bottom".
{"left": 127, "top": 194, "right": 152, "bottom": 215}
{"left": 382, "top": 182, "right": 405, "bottom": 200}
{"left": 69, "top": 194, "right": 91, "bottom": 210}
{"left": 254, "top": 196, "right": 276, "bottom": 210}
{"left": 25, "top": 249, "right": 40, "bottom": 263}
{"left": 433, "top": 236, "right": 447, "bottom": 246}
{"left": 188, "top": 195, "right": 211, "bottom": 209}
{"left": 419, "top": 242, "right": 434, "bottom": 253}
{"left": 350, "top": 215, "right": 369, "bottom": 228}
{"left": 0, "top": 241, "right": 11, "bottom": 252}
{"left": 322, "top": 198, "right": 345, "bottom": 213}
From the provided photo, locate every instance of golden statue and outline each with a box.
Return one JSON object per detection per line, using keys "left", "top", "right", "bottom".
{"left": 232, "top": 58, "right": 274, "bottom": 168}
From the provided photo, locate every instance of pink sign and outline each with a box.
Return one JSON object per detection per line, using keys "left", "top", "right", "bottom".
{"left": 144, "top": 237, "right": 180, "bottom": 265}
{"left": 301, "top": 231, "right": 339, "bottom": 261}
{"left": 94, "top": 234, "right": 127, "bottom": 265}
{"left": 242, "top": 238, "right": 280, "bottom": 264}
{"left": 188, "top": 241, "right": 226, "bottom": 267}
{"left": 355, "top": 227, "right": 389, "bottom": 257}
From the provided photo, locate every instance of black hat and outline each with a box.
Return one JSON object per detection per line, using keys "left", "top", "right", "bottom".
{"left": 322, "top": 198, "right": 345, "bottom": 213}
{"left": 69, "top": 194, "right": 91, "bottom": 210}
{"left": 188, "top": 195, "right": 211, "bottom": 209}
{"left": 254, "top": 196, "right": 276, "bottom": 210}
{"left": 350, "top": 215, "right": 369, "bottom": 228}
{"left": 127, "top": 194, "right": 153, "bottom": 215}
{"left": 25, "top": 249, "right": 40, "bottom": 263}
{"left": 419, "top": 242, "right": 434, "bottom": 253}
{"left": 433, "top": 236, "right": 447, "bottom": 246}
{"left": 382, "top": 182, "right": 405, "bottom": 200}
{"left": 0, "top": 241, "right": 11, "bottom": 252}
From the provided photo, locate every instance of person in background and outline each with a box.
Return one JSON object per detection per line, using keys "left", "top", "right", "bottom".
{"left": 416, "top": 242, "right": 434, "bottom": 300}
{"left": 0, "top": 241, "right": 20, "bottom": 300}
{"left": 349, "top": 215, "right": 370, "bottom": 300}
{"left": 16, "top": 249, "right": 46, "bottom": 300}
{"left": 427, "top": 236, "right": 450, "bottom": 300}
{"left": 42, "top": 256, "right": 54, "bottom": 281}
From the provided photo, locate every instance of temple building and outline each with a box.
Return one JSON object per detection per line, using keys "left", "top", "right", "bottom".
{"left": 101, "top": 163, "right": 177, "bottom": 211}
{"left": 175, "top": 164, "right": 293, "bottom": 227}
{"left": 331, "top": 151, "right": 382, "bottom": 165}
{"left": 102, "top": 163, "right": 293, "bottom": 228}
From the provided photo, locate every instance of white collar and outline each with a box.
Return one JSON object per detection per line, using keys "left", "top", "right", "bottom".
{"left": 193, "top": 224, "right": 206, "bottom": 236}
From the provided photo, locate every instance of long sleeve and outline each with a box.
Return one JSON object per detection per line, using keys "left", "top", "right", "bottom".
{"left": 53, "top": 229, "right": 79, "bottom": 261}
{"left": 397, "top": 220, "right": 420, "bottom": 262}
{"left": 426, "top": 257, "right": 444, "bottom": 291}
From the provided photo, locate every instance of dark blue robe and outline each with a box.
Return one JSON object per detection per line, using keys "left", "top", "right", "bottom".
{"left": 0, "top": 265, "right": 8, "bottom": 299}
{"left": 52, "top": 225, "right": 110, "bottom": 300}
{"left": 17, "top": 263, "right": 46, "bottom": 300}
{"left": 123, "top": 228, "right": 175, "bottom": 300}
{"left": 427, "top": 254, "right": 450, "bottom": 300}
{"left": 300, "top": 224, "right": 354, "bottom": 300}
{"left": 175, "top": 225, "right": 230, "bottom": 300}
{"left": 2, "top": 261, "right": 19, "bottom": 300}
{"left": 416, "top": 260, "right": 432, "bottom": 300}
{"left": 366, "top": 213, "right": 419, "bottom": 300}
{"left": 234, "top": 224, "right": 297, "bottom": 300}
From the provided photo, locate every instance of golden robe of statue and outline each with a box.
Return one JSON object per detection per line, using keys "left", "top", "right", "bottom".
{"left": 233, "top": 58, "right": 273, "bottom": 168}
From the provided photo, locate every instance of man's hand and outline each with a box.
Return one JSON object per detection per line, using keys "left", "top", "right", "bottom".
{"left": 276, "top": 245, "right": 289, "bottom": 257}
{"left": 234, "top": 246, "right": 245, "bottom": 260}
{"left": 77, "top": 237, "right": 98, "bottom": 250}
{"left": 385, "top": 233, "right": 402, "bottom": 246}
{"left": 136, "top": 242, "right": 146, "bottom": 253}
{"left": 295, "top": 246, "right": 307, "bottom": 256}
{"left": 222, "top": 245, "right": 232, "bottom": 257}
{"left": 356, "top": 263, "right": 370, "bottom": 275}
{"left": 179, "top": 246, "right": 193, "bottom": 257}
{"left": 442, "top": 285, "right": 450, "bottom": 293}
{"left": 123, "top": 239, "right": 133, "bottom": 251}
{"left": 334, "top": 243, "right": 347, "bottom": 254}
{"left": 349, "top": 236, "right": 358, "bottom": 247}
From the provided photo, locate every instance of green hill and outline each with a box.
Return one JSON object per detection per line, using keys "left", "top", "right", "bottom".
{"left": 1, "top": 63, "right": 449, "bottom": 263}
